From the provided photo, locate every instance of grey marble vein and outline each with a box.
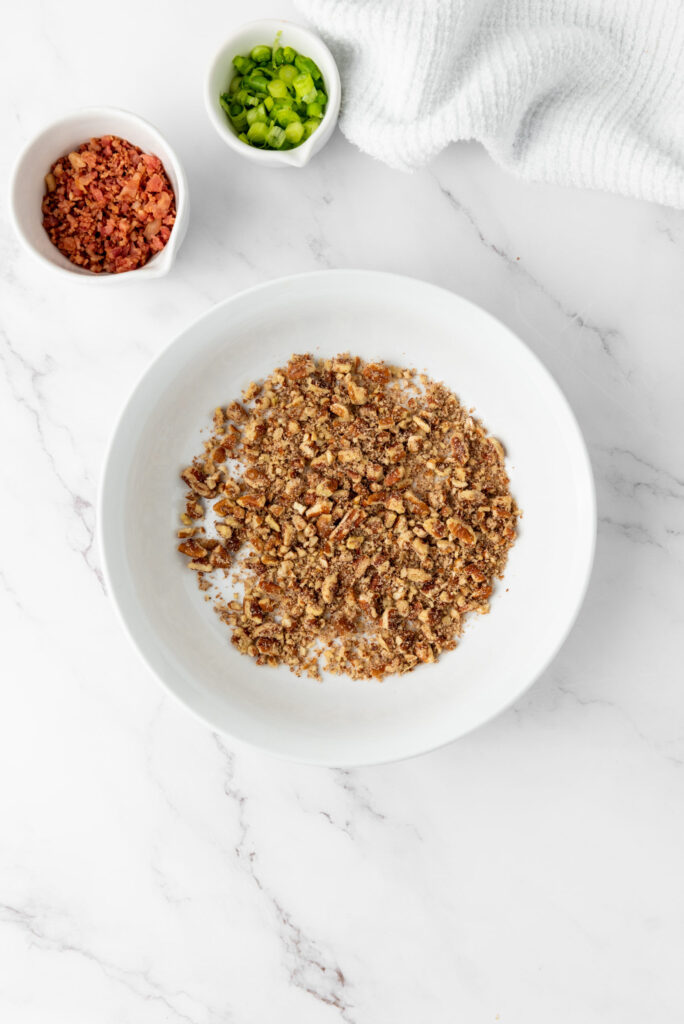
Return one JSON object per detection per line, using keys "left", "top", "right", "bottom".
{"left": 212, "top": 737, "right": 355, "bottom": 1022}
{"left": 0, "top": 325, "right": 104, "bottom": 591}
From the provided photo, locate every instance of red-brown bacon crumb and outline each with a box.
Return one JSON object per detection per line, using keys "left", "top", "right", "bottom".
{"left": 41, "top": 135, "right": 176, "bottom": 274}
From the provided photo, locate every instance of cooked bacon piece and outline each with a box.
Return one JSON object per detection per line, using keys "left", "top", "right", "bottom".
{"left": 41, "top": 135, "right": 176, "bottom": 274}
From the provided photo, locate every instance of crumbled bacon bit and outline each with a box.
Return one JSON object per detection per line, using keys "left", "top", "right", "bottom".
{"left": 41, "top": 135, "right": 176, "bottom": 274}
{"left": 175, "top": 354, "right": 520, "bottom": 680}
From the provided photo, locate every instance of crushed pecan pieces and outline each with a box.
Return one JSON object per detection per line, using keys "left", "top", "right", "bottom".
{"left": 176, "top": 354, "right": 520, "bottom": 680}
{"left": 42, "top": 135, "right": 176, "bottom": 274}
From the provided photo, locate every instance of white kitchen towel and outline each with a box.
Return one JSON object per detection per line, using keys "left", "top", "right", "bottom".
{"left": 296, "top": 0, "right": 684, "bottom": 207}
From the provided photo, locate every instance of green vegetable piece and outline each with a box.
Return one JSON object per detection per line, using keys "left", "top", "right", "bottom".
{"left": 251, "top": 45, "right": 272, "bottom": 63}
{"left": 293, "top": 72, "right": 315, "bottom": 99}
{"left": 247, "top": 74, "right": 270, "bottom": 94}
{"left": 266, "top": 124, "right": 286, "bottom": 149}
{"left": 247, "top": 121, "right": 268, "bottom": 145}
{"left": 278, "top": 64, "right": 298, "bottom": 86}
{"left": 233, "top": 55, "right": 255, "bottom": 74}
{"left": 276, "top": 107, "right": 301, "bottom": 127}
{"left": 294, "top": 54, "right": 322, "bottom": 80}
{"left": 285, "top": 120, "right": 305, "bottom": 145}
{"left": 222, "top": 45, "right": 325, "bottom": 148}
{"left": 246, "top": 106, "right": 268, "bottom": 126}
{"left": 268, "top": 78, "right": 289, "bottom": 99}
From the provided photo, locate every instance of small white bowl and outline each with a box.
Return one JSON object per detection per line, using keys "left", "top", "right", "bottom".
{"left": 205, "top": 19, "right": 341, "bottom": 168}
{"left": 10, "top": 107, "right": 189, "bottom": 282}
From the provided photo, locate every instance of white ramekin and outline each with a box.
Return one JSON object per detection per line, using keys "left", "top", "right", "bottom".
{"left": 10, "top": 107, "right": 189, "bottom": 282}
{"left": 205, "top": 19, "right": 341, "bottom": 169}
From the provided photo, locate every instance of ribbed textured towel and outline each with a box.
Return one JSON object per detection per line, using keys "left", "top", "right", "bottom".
{"left": 296, "top": 0, "right": 684, "bottom": 207}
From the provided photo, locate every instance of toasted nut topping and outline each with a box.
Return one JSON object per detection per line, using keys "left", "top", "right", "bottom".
{"left": 338, "top": 448, "right": 361, "bottom": 464}
{"left": 178, "top": 539, "right": 207, "bottom": 558}
{"left": 406, "top": 568, "right": 431, "bottom": 583}
{"left": 347, "top": 381, "right": 368, "bottom": 404}
{"left": 238, "top": 493, "right": 266, "bottom": 509}
{"left": 176, "top": 353, "right": 518, "bottom": 680}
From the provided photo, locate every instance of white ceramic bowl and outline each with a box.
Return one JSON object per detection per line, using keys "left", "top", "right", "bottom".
{"left": 205, "top": 19, "right": 341, "bottom": 168}
{"left": 99, "top": 271, "right": 595, "bottom": 766}
{"left": 10, "top": 107, "right": 189, "bottom": 282}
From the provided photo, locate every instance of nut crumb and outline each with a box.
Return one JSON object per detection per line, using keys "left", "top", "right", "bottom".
{"left": 175, "top": 354, "right": 519, "bottom": 679}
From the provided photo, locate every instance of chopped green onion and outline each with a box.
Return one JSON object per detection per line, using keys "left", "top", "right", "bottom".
{"left": 266, "top": 124, "right": 286, "bottom": 148}
{"left": 247, "top": 121, "right": 268, "bottom": 145}
{"left": 222, "top": 42, "right": 328, "bottom": 150}
{"left": 293, "top": 72, "right": 315, "bottom": 99}
{"left": 247, "top": 74, "right": 270, "bottom": 94}
{"left": 245, "top": 106, "right": 268, "bottom": 126}
{"left": 251, "top": 45, "right": 272, "bottom": 63}
{"left": 276, "top": 107, "right": 301, "bottom": 127}
{"left": 294, "top": 54, "right": 322, "bottom": 80}
{"left": 278, "top": 64, "right": 298, "bottom": 85}
{"left": 285, "top": 121, "right": 305, "bottom": 145}
{"left": 233, "top": 55, "right": 255, "bottom": 75}
{"left": 268, "top": 78, "right": 289, "bottom": 99}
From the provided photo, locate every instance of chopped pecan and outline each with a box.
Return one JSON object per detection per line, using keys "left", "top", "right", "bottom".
{"left": 177, "top": 539, "right": 207, "bottom": 558}
{"left": 176, "top": 352, "right": 518, "bottom": 680}
{"left": 181, "top": 466, "right": 217, "bottom": 498}
{"left": 225, "top": 401, "right": 248, "bottom": 423}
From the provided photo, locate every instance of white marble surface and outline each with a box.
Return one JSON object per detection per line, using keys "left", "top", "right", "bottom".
{"left": 1, "top": 1, "right": 684, "bottom": 1021}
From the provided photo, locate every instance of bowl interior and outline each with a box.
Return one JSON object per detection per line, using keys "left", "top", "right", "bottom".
{"left": 206, "top": 20, "right": 340, "bottom": 162}
{"left": 12, "top": 109, "right": 186, "bottom": 278}
{"left": 100, "top": 271, "right": 595, "bottom": 765}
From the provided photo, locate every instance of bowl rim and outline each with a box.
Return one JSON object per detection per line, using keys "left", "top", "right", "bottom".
{"left": 97, "top": 269, "right": 597, "bottom": 767}
{"left": 9, "top": 105, "right": 189, "bottom": 283}
{"left": 204, "top": 18, "right": 341, "bottom": 167}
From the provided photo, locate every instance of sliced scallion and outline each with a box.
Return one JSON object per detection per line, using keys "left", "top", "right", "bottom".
{"left": 222, "top": 43, "right": 329, "bottom": 150}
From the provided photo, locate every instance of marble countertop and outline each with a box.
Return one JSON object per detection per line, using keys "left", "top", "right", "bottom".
{"left": 1, "top": 1, "right": 683, "bottom": 1021}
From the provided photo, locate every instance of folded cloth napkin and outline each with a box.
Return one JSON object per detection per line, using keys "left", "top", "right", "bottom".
{"left": 296, "top": 0, "right": 684, "bottom": 207}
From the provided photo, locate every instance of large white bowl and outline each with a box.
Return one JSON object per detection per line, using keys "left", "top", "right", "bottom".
{"left": 10, "top": 107, "right": 189, "bottom": 282}
{"left": 99, "top": 271, "right": 595, "bottom": 766}
{"left": 205, "top": 19, "right": 341, "bottom": 168}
